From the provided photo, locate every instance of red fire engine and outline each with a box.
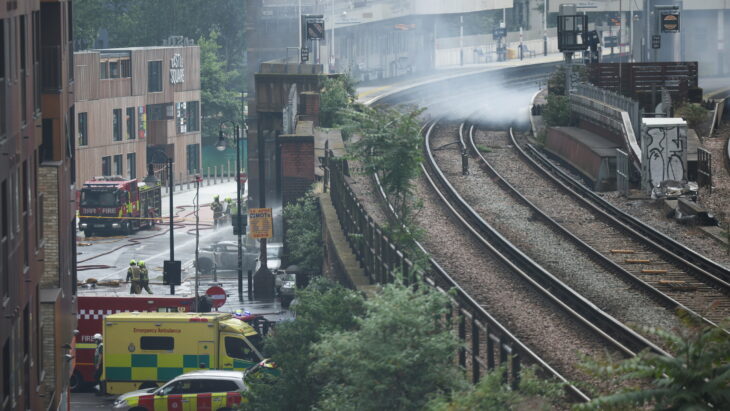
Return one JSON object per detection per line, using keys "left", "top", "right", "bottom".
{"left": 72, "top": 294, "right": 196, "bottom": 390}
{"left": 78, "top": 176, "right": 161, "bottom": 237}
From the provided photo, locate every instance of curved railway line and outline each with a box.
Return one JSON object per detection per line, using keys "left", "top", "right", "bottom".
{"left": 397, "top": 120, "right": 673, "bottom": 401}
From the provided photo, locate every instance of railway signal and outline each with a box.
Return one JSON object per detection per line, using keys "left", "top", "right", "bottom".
{"left": 306, "top": 19, "right": 325, "bottom": 40}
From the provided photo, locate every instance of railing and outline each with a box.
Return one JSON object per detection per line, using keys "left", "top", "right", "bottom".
{"left": 41, "top": 45, "right": 62, "bottom": 92}
{"left": 326, "top": 155, "right": 587, "bottom": 399}
{"left": 574, "top": 83, "right": 641, "bottom": 138}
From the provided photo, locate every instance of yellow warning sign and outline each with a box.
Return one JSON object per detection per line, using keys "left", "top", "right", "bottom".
{"left": 249, "top": 208, "right": 273, "bottom": 239}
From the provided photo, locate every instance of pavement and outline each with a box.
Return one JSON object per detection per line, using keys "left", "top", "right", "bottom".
{"left": 77, "top": 179, "right": 292, "bottom": 321}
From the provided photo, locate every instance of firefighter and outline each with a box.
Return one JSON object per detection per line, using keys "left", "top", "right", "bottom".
{"left": 126, "top": 260, "right": 141, "bottom": 294}
{"left": 210, "top": 195, "right": 223, "bottom": 228}
{"left": 138, "top": 261, "right": 153, "bottom": 294}
{"left": 93, "top": 333, "right": 104, "bottom": 394}
{"left": 223, "top": 197, "right": 233, "bottom": 224}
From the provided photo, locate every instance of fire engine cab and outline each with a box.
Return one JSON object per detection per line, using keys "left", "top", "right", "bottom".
{"left": 78, "top": 176, "right": 161, "bottom": 237}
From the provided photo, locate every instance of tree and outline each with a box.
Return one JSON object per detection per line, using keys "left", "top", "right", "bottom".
{"left": 426, "top": 366, "right": 565, "bottom": 411}
{"left": 284, "top": 192, "right": 323, "bottom": 274}
{"left": 311, "top": 282, "right": 467, "bottom": 411}
{"left": 576, "top": 310, "right": 730, "bottom": 410}
{"left": 347, "top": 106, "right": 425, "bottom": 218}
{"left": 198, "top": 30, "right": 241, "bottom": 141}
{"left": 320, "top": 74, "right": 357, "bottom": 128}
{"left": 242, "top": 278, "right": 367, "bottom": 411}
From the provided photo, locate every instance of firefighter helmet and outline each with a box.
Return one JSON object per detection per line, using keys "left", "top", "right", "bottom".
{"left": 138, "top": 261, "right": 145, "bottom": 268}
{"left": 130, "top": 259, "right": 137, "bottom": 266}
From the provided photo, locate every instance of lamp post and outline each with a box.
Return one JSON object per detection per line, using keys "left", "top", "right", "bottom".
{"left": 216, "top": 121, "right": 245, "bottom": 302}
{"left": 145, "top": 152, "right": 177, "bottom": 295}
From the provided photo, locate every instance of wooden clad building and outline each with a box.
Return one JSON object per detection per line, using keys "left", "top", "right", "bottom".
{"left": 74, "top": 46, "right": 201, "bottom": 186}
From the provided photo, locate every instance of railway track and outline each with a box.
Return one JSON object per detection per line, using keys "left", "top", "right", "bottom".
{"left": 469, "top": 126, "right": 730, "bottom": 326}
{"left": 415, "top": 121, "right": 670, "bottom": 399}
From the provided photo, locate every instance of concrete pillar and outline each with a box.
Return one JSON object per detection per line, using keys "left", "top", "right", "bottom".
{"left": 207, "top": 167, "right": 211, "bottom": 186}
{"left": 227, "top": 160, "right": 231, "bottom": 181}
{"left": 719, "top": 10, "right": 726, "bottom": 75}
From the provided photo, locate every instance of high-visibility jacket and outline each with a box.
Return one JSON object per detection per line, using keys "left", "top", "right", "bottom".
{"left": 126, "top": 266, "right": 141, "bottom": 281}
{"left": 123, "top": 391, "right": 244, "bottom": 410}
{"left": 140, "top": 267, "right": 149, "bottom": 282}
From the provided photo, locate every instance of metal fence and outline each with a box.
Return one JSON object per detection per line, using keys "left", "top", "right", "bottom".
{"left": 697, "top": 148, "right": 712, "bottom": 193}
{"left": 574, "top": 83, "right": 641, "bottom": 139}
{"left": 326, "top": 155, "right": 580, "bottom": 396}
{"left": 616, "top": 149, "right": 629, "bottom": 197}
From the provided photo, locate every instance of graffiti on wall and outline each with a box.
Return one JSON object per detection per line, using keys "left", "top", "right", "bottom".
{"left": 641, "top": 119, "right": 687, "bottom": 192}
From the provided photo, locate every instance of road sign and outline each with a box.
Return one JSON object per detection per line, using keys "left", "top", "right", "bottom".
{"left": 249, "top": 208, "right": 273, "bottom": 239}
{"left": 661, "top": 12, "right": 680, "bottom": 33}
{"left": 652, "top": 35, "right": 661, "bottom": 49}
{"left": 301, "top": 47, "right": 309, "bottom": 62}
{"left": 306, "top": 20, "right": 325, "bottom": 40}
{"left": 163, "top": 260, "right": 181, "bottom": 285}
{"left": 604, "top": 35, "right": 618, "bottom": 48}
{"left": 492, "top": 28, "right": 507, "bottom": 39}
{"left": 205, "top": 286, "right": 227, "bottom": 309}
{"left": 239, "top": 172, "right": 247, "bottom": 184}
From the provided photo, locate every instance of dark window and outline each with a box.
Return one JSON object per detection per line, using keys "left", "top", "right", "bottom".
{"left": 121, "top": 59, "right": 131, "bottom": 78}
{"left": 199, "top": 379, "right": 238, "bottom": 393}
{"left": 113, "top": 155, "right": 122, "bottom": 176}
{"left": 40, "top": 119, "right": 53, "bottom": 162}
{"left": 22, "top": 162, "right": 28, "bottom": 268}
{"left": 187, "top": 101, "right": 200, "bottom": 132}
{"left": 32, "top": 12, "right": 40, "bottom": 113}
{"left": 99, "top": 62, "right": 108, "bottom": 79}
{"left": 112, "top": 109, "right": 122, "bottom": 141}
{"left": 1, "top": 180, "right": 7, "bottom": 299}
{"left": 126, "top": 108, "right": 135, "bottom": 140}
{"left": 109, "top": 61, "right": 120, "bottom": 78}
{"left": 127, "top": 153, "right": 136, "bottom": 179}
{"left": 148, "top": 61, "right": 162, "bottom": 92}
{"left": 147, "top": 103, "right": 172, "bottom": 121}
{"left": 140, "top": 336, "right": 174, "bottom": 351}
{"left": 78, "top": 112, "right": 87, "bottom": 146}
{"left": 19, "top": 16, "right": 25, "bottom": 71}
{"left": 186, "top": 144, "right": 200, "bottom": 174}
{"left": 101, "top": 156, "right": 111, "bottom": 176}
{"left": 3, "top": 339, "right": 9, "bottom": 405}
{"left": 0, "top": 19, "right": 4, "bottom": 139}
{"left": 225, "top": 337, "right": 257, "bottom": 362}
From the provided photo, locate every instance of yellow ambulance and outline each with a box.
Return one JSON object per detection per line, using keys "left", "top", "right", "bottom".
{"left": 102, "top": 312, "right": 265, "bottom": 395}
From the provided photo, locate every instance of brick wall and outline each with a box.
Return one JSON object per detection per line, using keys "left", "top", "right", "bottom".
{"left": 39, "top": 165, "right": 60, "bottom": 288}
{"left": 300, "top": 92, "right": 320, "bottom": 127}
{"left": 278, "top": 136, "right": 315, "bottom": 206}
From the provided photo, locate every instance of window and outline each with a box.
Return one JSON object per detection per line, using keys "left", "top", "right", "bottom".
{"left": 78, "top": 112, "right": 88, "bottom": 146}
{"left": 32, "top": 12, "right": 40, "bottom": 113}
{"left": 19, "top": 16, "right": 25, "bottom": 71}
{"left": 199, "top": 379, "right": 238, "bottom": 393}
{"left": 99, "top": 62, "right": 108, "bottom": 79}
{"left": 225, "top": 337, "right": 257, "bottom": 362}
{"left": 187, "top": 101, "right": 200, "bottom": 132}
{"left": 1, "top": 180, "right": 7, "bottom": 300}
{"left": 140, "top": 336, "right": 174, "bottom": 351}
{"left": 3, "top": 339, "right": 9, "bottom": 406}
{"left": 113, "top": 155, "right": 122, "bottom": 176}
{"left": 112, "top": 109, "right": 122, "bottom": 141}
{"left": 109, "top": 61, "right": 120, "bottom": 78}
{"left": 186, "top": 144, "right": 200, "bottom": 174}
{"left": 1, "top": 19, "right": 5, "bottom": 139}
{"left": 147, "top": 103, "right": 173, "bottom": 121}
{"left": 121, "top": 59, "right": 131, "bottom": 78}
{"left": 148, "top": 61, "right": 162, "bottom": 92}
{"left": 126, "top": 108, "right": 135, "bottom": 140}
{"left": 127, "top": 153, "right": 136, "bottom": 179}
{"left": 40, "top": 119, "right": 53, "bottom": 162}
{"left": 101, "top": 156, "right": 111, "bottom": 176}
{"left": 159, "top": 380, "right": 194, "bottom": 396}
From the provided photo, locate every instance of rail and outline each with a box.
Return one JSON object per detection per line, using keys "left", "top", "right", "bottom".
{"left": 326, "top": 151, "right": 590, "bottom": 401}
{"left": 523, "top": 142, "right": 730, "bottom": 288}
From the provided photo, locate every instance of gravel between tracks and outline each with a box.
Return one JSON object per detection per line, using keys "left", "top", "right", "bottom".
{"left": 431, "top": 125, "right": 683, "bottom": 347}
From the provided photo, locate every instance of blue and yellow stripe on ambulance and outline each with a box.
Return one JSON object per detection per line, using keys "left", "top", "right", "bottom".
{"left": 105, "top": 353, "right": 212, "bottom": 382}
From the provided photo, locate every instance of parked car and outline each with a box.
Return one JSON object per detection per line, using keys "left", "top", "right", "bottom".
{"left": 197, "top": 241, "right": 285, "bottom": 274}
{"left": 112, "top": 369, "right": 253, "bottom": 410}
{"left": 275, "top": 272, "right": 297, "bottom": 307}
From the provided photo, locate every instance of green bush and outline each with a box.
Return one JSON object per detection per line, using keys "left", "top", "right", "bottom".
{"left": 675, "top": 103, "right": 709, "bottom": 130}
{"left": 542, "top": 95, "right": 572, "bottom": 127}
{"left": 320, "top": 74, "right": 357, "bottom": 128}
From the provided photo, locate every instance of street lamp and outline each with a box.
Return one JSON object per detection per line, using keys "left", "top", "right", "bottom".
{"left": 145, "top": 152, "right": 179, "bottom": 295}
{"left": 216, "top": 121, "right": 245, "bottom": 302}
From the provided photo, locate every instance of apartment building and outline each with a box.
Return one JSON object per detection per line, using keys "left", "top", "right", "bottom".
{"left": 74, "top": 46, "right": 202, "bottom": 186}
{"left": 1, "top": 0, "right": 77, "bottom": 410}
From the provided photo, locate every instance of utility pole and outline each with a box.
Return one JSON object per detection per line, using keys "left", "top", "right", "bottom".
{"left": 168, "top": 158, "right": 175, "bottom": 295}
{"left": 459, "top": 15, "right": 464, "bottom": 66}
{"left": 542, "top": 0, "right": 548, "bottom": 56}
